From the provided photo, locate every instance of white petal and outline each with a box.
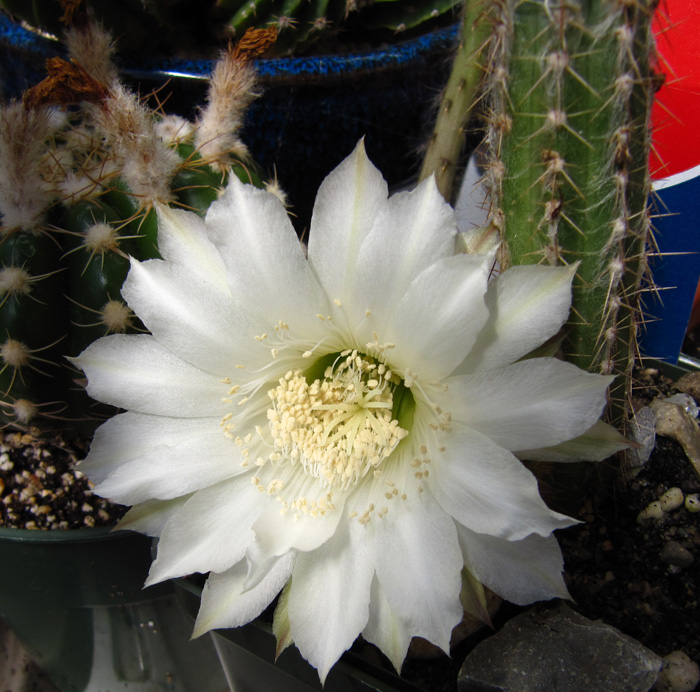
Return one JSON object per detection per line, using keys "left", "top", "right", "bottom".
{"left": 74, "top": 334, "right": 227, "bottom": 417}
{"left": 427, "top": 425, "right": 576, "bottom": 539}
{"left": 368, "top": 492, "right": 463, "bottom": 653}
{"left": 456, "top": 524, "right": 570, "bottom": 605}
{"left": 155, "top": 205, "right": 230, "bottom": 293}
{"left": 307, "top": 140, "right": 388, "bottom": 305}
{"left": 444, "top": 358, "right": 612, "bottom": 452}
{"left": 349, "top": 176, "right": 457, "bottom": 328}
{"left": 145, "top": 475, "right": 268, "bottom": 585}
{"left": 193, "top": 553, "right": 294, "bottom": 637}
{"left": 84, "top": 412, "right": 241, "bottom": 504}
{"left": 288, "top": 516, "right": 374, "bottom": 683}
{"left": 205, "top": 176, "right": 329, "bottom": 337}
{"left": 116, "top": 495, "right": 191, "bottom": 537}
{"left": 249, "top": 467, "right": 345, "bottom": 559}
{"left": 81, "top": 412, "right": 221, "bottom": 482}
{"left": 518, "top": 420, "right": 632, "bottom": 462}
{"left": 93, "top": 433, "right": 246, "bottom": 504}
{"left": 362, "top": 576, "right": 411, "bottom": 673}
{"left": 383, "top": 252, "right": 493, "bottom": 381}
{"left": 457, "top": 264, "right": 576, "bottom": 374}
{"left": 122, "top": 258, "right": 266, "bottom": 375}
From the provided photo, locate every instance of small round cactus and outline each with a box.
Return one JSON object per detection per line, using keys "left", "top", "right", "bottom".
{"left": 0, "top": 24, "right": 274, "bottom": 432}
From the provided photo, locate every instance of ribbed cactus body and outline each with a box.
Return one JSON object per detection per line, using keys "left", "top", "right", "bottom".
{"left": 0, "top": 229, "right": 68, "bottom": 426}
{"left": 0, "top": 23, "right": 273, "bottom": 432}
{"left": 225, "top": 0, "right": 458, "bottom": 55}
{"left": 485, "top": 0, "right": 654, "bottom": 391}
{"left": 63, "top": 198, "right": 136, "bottom": 356}
{"left": 0, "top": 127, "right": 262, "bottom": 432}
{"left": 0, "top": 0, "right": 458, "bottom": 58}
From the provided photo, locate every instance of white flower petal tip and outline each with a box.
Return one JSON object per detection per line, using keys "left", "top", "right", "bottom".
{"left": 458, "top": 262, "right": 579, "bottom": 374}
{"left": 519, "top": 420, "right": 635, "bottom": 463}
{"left": 192, "top": 555, "right": 294, "bottom": 640}
{"left": 460, "top": 569, "right": 499, "bottom": 629}
{"left": 272, "top": 581, "right": 294, "bottom": 660}
{"left": 455, "top": 225, "right": 501, "bottom": 256}
{"left": 77, "top": 141, "right": 617, "bottom": 678}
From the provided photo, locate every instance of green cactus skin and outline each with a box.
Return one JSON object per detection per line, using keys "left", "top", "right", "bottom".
{"left": 482, "top": 0, "right": 655, "bottom": 416}
{"left": 223, "top": 0, "right": 458, "bottom": 56}
{"left": 63, "top": 199, "right": 137, "bottom": 356}
{"left": 419, "top": 0, "right": 495, "bottom": 202}
{"left": 0, "top": 229, "right": 69, "bottom": 428}
{"left": 0, "top": 120, "right": 265, "bottom": 433}
{"left": 0, "top": 0, "right": 458, "bottom": 58}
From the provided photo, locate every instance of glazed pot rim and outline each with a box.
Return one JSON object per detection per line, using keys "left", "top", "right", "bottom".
{"left": 0, "top": 523, "right": 132, "bottom": 543}
{"left": 0, "top": 13, "right": 458, "bottom": 82}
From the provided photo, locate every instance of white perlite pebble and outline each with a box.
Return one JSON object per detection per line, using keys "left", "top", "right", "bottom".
{"left": 637, "top": 501, "right": 667, "bottom": 524}
{"left": 659, "top": 487, "right": 684, "bottom": 512}
{"left": 685, "top": 494, "right": 700, "bottom": 513}
{"left": 654, "top": 651, "right": 700, "bottom": 692}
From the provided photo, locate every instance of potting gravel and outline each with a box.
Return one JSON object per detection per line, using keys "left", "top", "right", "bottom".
{"left": 0, "top": 431, "right": 126, "bottom": 530}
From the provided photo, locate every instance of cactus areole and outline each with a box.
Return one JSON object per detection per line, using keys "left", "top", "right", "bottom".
{"left": 482, "top": 0, "right": 654, "bottom": 401}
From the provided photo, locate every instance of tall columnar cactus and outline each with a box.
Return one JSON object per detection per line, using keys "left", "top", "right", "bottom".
{"left": 426, "top": 0, "right": 655, "bottom": 419}
{"left": 0, "top": 25, "right": 274, "bottom": 432}
{"left": 485, "top": 0, "right": 654, "bottom": 397}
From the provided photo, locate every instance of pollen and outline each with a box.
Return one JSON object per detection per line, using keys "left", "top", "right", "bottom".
{"left": 266, "top": 350, "right": 408, "bottom": 491}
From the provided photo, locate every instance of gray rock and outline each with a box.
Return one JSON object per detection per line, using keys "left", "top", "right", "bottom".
{"left": 458, "top": 603, "right": 662, "bottom": 692}
{"left": 659, "top": 541, "right": 695, "bottom": 568}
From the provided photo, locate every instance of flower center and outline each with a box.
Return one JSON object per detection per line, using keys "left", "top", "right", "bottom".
{"left": 266, "top": 350, "right": 409, "bottom": 490}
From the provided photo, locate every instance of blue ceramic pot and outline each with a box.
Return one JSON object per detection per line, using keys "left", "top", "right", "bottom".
{"left": 0, "top": 13, "right": 458, "bottom": 226}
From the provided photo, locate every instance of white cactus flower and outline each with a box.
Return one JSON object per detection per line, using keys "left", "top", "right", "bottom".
{"left": 74, "top": 141, "right": 625, "bottom": 682}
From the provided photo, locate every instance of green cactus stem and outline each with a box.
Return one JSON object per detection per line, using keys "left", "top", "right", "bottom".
{"left": 484, "top": 0, "right": 654, "bottom": 418}
{"left": 424, "top": 0, "right": 656, "bottom": 429}
{"left": 419, "top": 0, "right": 495, "bottom": 202}
{"left": 426, "top": 0, "right": 655, "bottom": 424}
{"left": 0, "top": 229, "right": 69, "bottom": 427}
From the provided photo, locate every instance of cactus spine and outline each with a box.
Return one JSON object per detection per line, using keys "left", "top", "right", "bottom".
{"left": 0, "top": 26, "right": 273, "bottom": 432}
{"left": 484, "top": 0, "right": 654, "bottom": 406}
{"left": 1, "top": 0, "right": 459, "bottom": 58}
{"left": 419, "top": 0, "right": 495, "bottom": 202}
{"left": 424, "top": 0, "right": 654, "bottom": 419}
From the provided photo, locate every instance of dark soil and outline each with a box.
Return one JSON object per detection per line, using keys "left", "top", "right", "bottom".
{"left": 560, "top": 417, "right": 700, "bottom": 666}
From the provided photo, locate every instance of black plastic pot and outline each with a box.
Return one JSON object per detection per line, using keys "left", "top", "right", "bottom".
{"left": 0, "top": 526, "right": 227, "bottom": 692}
{"left": 175, "top": 577, "right": 426, "bottom": 692}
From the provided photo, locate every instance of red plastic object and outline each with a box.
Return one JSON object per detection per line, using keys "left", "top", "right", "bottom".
{"left": 651, "top": 2, "right": 700, "bottom": 180}
{"left": 639, "top": 1, "right": 700, "bottom": 362}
